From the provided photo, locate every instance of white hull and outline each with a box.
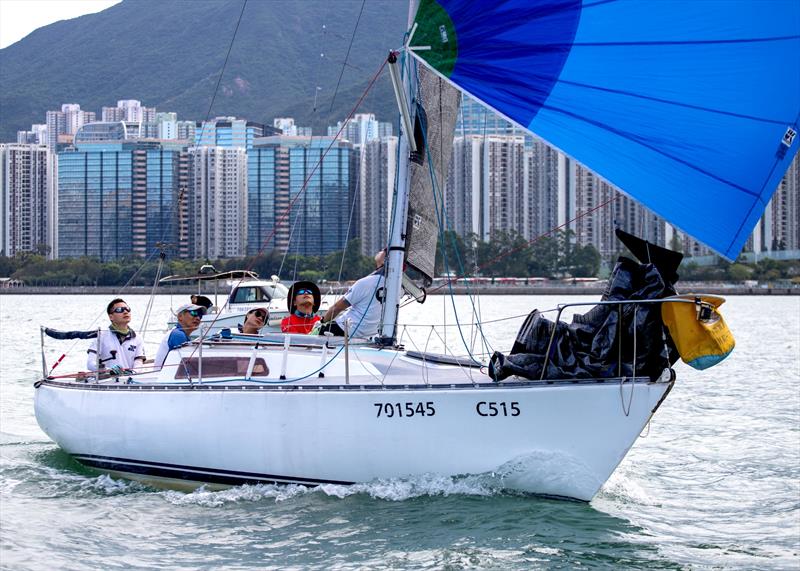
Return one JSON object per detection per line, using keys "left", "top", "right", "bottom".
{"left": 34, "top": 353, "right": 671, "bottom": 501}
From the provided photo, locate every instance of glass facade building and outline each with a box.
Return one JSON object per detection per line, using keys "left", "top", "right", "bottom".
{"left": 57, "top": 140, "right": 187, "bottom": 260}
{"left": 249, "top": 136, "right": 356, "bottom": 256}
{"left": 195, "top": 118, "right": 276, "bottom": 151}
{"left": 247, "top": 147, "right": 278, "bottom": 254}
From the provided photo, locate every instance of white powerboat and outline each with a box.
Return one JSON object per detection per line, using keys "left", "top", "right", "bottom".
{"left": 159, "top": 269, "right": 296, "bottom": 334}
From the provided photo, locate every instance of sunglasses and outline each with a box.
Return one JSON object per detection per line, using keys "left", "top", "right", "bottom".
{"left": 111, "top": 307, "right": 131, "bottom": 314}
{"left": 249, "top": 309, "right": 267, "bottom": 319}
{"left": 295, "top": 289, "right": 313, "bottom": 296}
{"left": 185, "top": 309, "right": 205, "bottom": 317}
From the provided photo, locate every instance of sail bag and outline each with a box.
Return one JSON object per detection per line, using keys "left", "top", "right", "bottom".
{"left": 661, "top": 295, "right": 735, "bottom": 370}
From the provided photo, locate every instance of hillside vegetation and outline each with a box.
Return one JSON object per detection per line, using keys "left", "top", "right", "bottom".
{"left": 0, "top": 0, "right": 406, "bottom": 140}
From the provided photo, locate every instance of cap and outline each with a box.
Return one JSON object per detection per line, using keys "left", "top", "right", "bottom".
{"left": 176, "top": 303, "right": 204, "bottom": 315}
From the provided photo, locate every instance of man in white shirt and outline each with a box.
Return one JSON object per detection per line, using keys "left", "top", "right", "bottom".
{"left": 320, "top": 250, "right": 386, "bottom": 339}
{"left": 87, "top": 298, "right": 146, "bottom": 374}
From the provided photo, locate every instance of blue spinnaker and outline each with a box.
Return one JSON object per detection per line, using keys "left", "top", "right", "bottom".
{"left": 410, "top": 0, "right": 800, "bottom": 260}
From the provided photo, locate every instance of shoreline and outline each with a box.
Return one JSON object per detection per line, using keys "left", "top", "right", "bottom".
{"left": 1, "top": 285, "right": 797, "bottom": 296}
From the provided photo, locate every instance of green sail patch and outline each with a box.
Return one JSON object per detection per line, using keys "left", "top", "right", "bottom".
{"left": 411, "top": 0, "right": 457, "bottom": 77}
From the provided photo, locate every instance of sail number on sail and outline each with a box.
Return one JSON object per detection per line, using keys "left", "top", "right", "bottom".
{"left": 374, "top": 402, "right": 436, "bottom": 418}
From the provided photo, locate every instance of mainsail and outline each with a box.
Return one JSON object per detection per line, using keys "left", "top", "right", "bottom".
{"left": 409, "top": 0, "right": 800, "bottom": 260}
{"left": 404, "top": 62, "right": 461, "bottom": 284}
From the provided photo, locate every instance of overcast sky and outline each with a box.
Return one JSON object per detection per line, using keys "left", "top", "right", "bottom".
{"left": 0, "top": 0, "right": 121, "bottom": 49}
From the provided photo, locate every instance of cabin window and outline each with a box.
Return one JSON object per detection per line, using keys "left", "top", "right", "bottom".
{"left": 174, "top": 357, "right": 270, "bottom": 379}
{"left": 231, "top": 287, "right": 267, "bottom": 303}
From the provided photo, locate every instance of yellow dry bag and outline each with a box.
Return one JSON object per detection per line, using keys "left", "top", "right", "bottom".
{"left": 661, "top": 295, "right": 735, "bottom": 370}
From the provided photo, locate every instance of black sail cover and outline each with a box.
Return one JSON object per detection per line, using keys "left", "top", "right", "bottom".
{"left": 404, "top": 63, "right": 461, "bottom": 285}
{"left": 488, "top": 236, "right": 683, "bottom": 382}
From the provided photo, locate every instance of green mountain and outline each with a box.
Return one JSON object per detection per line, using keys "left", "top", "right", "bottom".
{"left": 0, "top": 0, "right": 408, "bottom": 141}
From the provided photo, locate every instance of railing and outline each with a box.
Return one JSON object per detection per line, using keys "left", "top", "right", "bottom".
{"left": 540, "top": 296, "right": 706, "bottom": 381}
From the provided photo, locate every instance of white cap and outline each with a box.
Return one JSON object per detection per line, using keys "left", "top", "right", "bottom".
{"left": 176, "top": 303, "right": 204, "bottom": 315}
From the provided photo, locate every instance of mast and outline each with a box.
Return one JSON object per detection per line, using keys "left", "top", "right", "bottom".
{"left": 379, "top": 1, "right": 419, "bottom": 345}
{"left": 379, "top": 52, "right": 414, "bottom": 345}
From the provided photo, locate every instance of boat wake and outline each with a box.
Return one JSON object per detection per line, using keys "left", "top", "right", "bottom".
{"left": 158, "top": 451, "right": 611, "bottom": 507}
{"left": 159, "top": 473, "right": 506, "bottom": 507}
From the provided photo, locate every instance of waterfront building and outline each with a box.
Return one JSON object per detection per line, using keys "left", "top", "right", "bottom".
{"left": 0, "top": 144, "right": 54, "bottom": 258}
{"left": 358, "top": 136, "right": 397, "bottom": 255}
{"left": 249, "top": 136, "right": 356, "bottom": 256}
{"left": 57, "top": 132, "right": 188, "bottom": 261}
{"left": 196, "top": 117, "right": 275, "bottom": 150}
{"left": 189, "top": 146, "right": 248, "bottom": 259}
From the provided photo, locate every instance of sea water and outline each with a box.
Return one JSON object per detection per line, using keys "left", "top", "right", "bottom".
{"left": 1, "top": 294, "right": 798, "bottom": 570}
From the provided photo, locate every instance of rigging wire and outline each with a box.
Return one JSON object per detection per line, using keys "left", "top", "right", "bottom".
{"left": 329, "top": 0, "right": 367, "bottom": 112}
{"left": 202, "top": 0, "right": 248, "bottom": 129}
{"left": 336, "top": 150, "right": 362, "bottom": 283}
{"left": 181, "top": 58, "right": 390, "bottom": 365}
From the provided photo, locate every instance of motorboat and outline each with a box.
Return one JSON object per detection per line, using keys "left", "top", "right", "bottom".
{"left": 159, "top": 268, "right": 297, "bottom": 334}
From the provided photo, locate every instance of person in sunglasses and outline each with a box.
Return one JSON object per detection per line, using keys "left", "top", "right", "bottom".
{"left": 281, "top": 281, "right": 321, "bottom": 334}
{"left": 155, "top": 303, "right": 206, "bottom": 368}
{"left": 86, "top": 298, "right": 146, "bottom": 374}
{"left": 239, "top": 307, "right": 269, "bottom": 335}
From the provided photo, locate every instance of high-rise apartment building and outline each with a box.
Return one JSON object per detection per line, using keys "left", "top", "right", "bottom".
{"left": 444, "top": 134, "right": 525, "bottom": 241}
{"left": 522, "top": 140, "right": 561, "bottom": 241}
{"left": 46, "top": 104, "right": 95, "bottom": 150}
{"left": 57, "top": 132, "right": 188, "bottom": 260}
{"left": 327, "top": 113, "right": 392, "bottom": 145}
{"left": 176, "top": 121, "right": 196, "bottom": 142}
{"left": 156, "top": 112, "right": 178, "bottom": 140}
{"left": 273, "top": 118, "right": 312, "bottom": 137}
{"left": 189, "top": 146, "right": 248, "bottom": 259}
{"left": 446, "top": 135, "right": 484, "bottom": 238}
{"left": 0, "top": 144, "right": 55, "bottom": 258}
{"left": 249, "top": 136, "right": 356, "bottom": 256}
{"left": 768, "top": 153, "right": 799, "bottom": 251}
{"left": 17, "top": 124, "right": 47, "bottom": 145}
{"left": 102, "top": 100, "right": 156, "bottom": 123}
{"left": 358, "top": 136, "right": 397, "bottom": 255}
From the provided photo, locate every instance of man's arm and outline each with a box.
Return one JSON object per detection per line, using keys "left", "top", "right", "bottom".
{"left": 133, "top": 342, "right": 146, "bottom": 367}
{"left": 322, "top": 298, "right": 351, "bottom": 323}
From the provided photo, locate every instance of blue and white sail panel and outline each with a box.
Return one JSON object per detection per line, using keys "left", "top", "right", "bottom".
{"left": 410, "top": 0, "right": 800, "bottom": 260}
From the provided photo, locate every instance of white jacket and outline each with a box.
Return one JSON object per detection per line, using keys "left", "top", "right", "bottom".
{"left": 86, "top": 327, "right": 145, "bottom": 371}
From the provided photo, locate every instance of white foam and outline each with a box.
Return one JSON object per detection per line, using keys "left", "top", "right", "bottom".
{"left": 159, "top": 473, "right": 501, "bottom": 506}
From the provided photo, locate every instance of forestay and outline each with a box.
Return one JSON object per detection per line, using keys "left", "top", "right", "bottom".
{"left": 409, "top": 0, "right": 800, "bottom": 260}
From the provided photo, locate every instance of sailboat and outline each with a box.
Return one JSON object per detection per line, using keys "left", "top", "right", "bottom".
{"left": 34, "top": 0, "right": 799, "bottom": 501}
